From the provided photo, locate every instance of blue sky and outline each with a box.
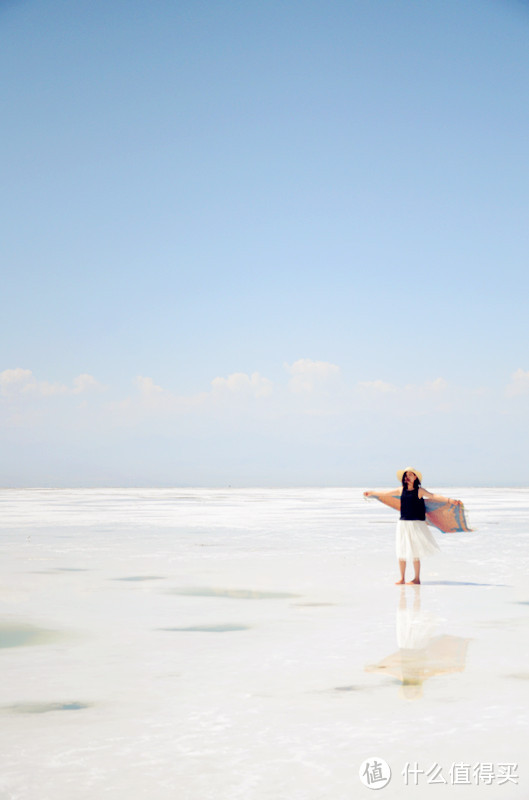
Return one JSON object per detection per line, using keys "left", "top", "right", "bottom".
{"left": 1, "top": 0, "right": 529, "bottom": 486}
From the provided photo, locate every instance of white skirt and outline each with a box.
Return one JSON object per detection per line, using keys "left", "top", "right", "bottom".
{"left": 396, "top": 520, "right": 440, "bottom": 561}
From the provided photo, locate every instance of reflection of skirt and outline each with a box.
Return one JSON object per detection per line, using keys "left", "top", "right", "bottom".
{"left": 396, "top": 520, "right": 440, "bottom": 561}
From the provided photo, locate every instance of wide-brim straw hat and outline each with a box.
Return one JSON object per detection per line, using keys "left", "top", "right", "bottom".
{"left": 397, "top": 467, "right": 423, "bottom": 484}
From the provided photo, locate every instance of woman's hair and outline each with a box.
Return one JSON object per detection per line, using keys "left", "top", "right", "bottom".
{"left": 402, "top": 471, "right": 421, "bottom": 490}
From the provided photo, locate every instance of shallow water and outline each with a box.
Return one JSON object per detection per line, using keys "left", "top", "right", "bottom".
{"left": 0, "top": 488, "right": 527, "bottom": 799}
{"left": 0, "top": 624, "right": 62, "bottom": 649}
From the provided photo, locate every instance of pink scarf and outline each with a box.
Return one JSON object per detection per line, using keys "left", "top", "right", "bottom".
{"left": 373, "top": 491, "right": 472, "bottom": 533}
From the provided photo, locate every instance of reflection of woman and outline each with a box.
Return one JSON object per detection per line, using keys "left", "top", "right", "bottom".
{"left": 365, "top": 587, "right": 470, "bottom": 700}
{"left": 364, "top": 467, "right": 447, "bottom": 585}
{"left": 379, "top": 588, "right": 437, "bottom": 699}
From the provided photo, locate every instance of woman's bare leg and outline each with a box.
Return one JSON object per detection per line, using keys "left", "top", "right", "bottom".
{"left": 396, "top": 559, "right": 406, "bottom": 584}
{"left": 407, "top": 559, "right": 421, "bottom": 585}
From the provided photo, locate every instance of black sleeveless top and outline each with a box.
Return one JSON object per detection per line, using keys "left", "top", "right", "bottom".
{"left": 400, "top": 488, "right": 426, "bottom": 520}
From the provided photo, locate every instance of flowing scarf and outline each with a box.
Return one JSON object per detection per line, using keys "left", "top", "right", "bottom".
{"left": 372, "top": 491, "right": 472, "bottom": 533}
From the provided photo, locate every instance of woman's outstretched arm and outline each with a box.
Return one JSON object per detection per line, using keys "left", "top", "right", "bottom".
{"left": 364, "top": 488, "right": 401, "bottom": 499}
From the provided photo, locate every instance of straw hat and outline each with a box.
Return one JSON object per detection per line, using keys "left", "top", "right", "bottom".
{"left": 397, "top": 467, "right": 423, "bottom": 484}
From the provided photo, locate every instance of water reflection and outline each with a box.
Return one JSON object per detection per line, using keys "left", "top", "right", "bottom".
{"left": 365, "top": 588, "right": 471, "bottom": 699}
{"left": 0, "top": 624, "right": 63, "bottom": 649}
{"left": 158, "top": 624, "right": 251, "bottom": 632}
{"left": 4, "top": 701, "right": 91, "bottom": 714}
{"left": 167, "top": 587, "right": 299, "bottom": 599}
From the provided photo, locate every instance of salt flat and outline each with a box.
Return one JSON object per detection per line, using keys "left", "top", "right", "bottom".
{"left": 0, "top": 488, "right": 527, "bottom": 799}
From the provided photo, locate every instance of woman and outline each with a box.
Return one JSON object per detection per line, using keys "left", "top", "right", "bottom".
{"left": 364, "top": 467, "right": 444, "bottom": 585}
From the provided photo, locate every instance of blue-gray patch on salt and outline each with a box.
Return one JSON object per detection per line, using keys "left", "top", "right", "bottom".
{"left": 159, "top": 624, "right": 251, "bottom": 632}
{"left": 0, "top": 625, "right": 61, "bottom": 649}
{"left": 55, "top": 568, "right": 90, "bottom": 572}
{"left": 292, "top": 602, "right": 336, "bottom": 607}
{"left": 6, "top": 701, "right": 91, "bottom": 714}
{"left": 167, "top": 587, "right": 299, "bottom": 599}
{"left": 114, "top": 576, "right": 166, "bottom": 582}
{"left": 30, "top": 571, "right": 62, "bottom": 574}
{"left": 423, "top": 580, "right": 509, "bottom": 587}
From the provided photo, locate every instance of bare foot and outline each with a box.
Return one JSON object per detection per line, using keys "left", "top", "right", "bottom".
{"left": 395, "top": 579, "right": 405, "bottom": 584}
{"left": 406, "top": 579, "right": 420, "bottom": 585}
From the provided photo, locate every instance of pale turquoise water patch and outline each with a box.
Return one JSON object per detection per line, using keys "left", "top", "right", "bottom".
{"left": 292, "top": 602, "right": 337, "bottom": 607}
{"left": 167, "top": 587, "right": 299, "bottom": 599}
{"left": 114, "top": 576, "right": 166, "bottom": 582}
{"left": 312, "top": 684, "right": 367, "bottom": 695}
{"left": 30, "top": 570, "right": 64, "bottom": 574}
{"left": 55, "top": 568, "right": 90, "bottom": 572}
{"left": 0, "top": 624, "right": 62, "bottom": 649}
{"left": 30, "top": 568, "right": 90, "bottom": 574}
{"left": 5, "top": 701, "right": 91, "bottom": 714}
{"left": 159, "top": 624, "right": 251, "bottom": 633}
{"left": 333, "top": 685, "right": 361, "bottom": 692}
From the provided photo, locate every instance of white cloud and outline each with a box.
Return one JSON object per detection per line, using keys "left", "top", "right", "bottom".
{"left": 355, "top": 376, "right": 451, "bottom": 415}
{"left": 211, "top": 371, "right": 273, "bottom": 398}
{"left": 421, "top": 377, "right": 448, "bottom": 393}
{"left": 137, "top": 375, "right": 206, "bottom": 411}
{"left": 136, "top": 375, "right": 164, "bottom": 397}
{"left": 0, "top": 368, "right": 103, "bottom": 398}
{"left": 358, "top": 376, "right": 447, "bottom": 396}
{"left": 0, "top": 368, "right": 34, "bottom": 394}
{"left": 112, "top": 370, "right": 273, "bottom": 423}
{"left": 358, "top": 379, "right": 397, "bottom": 393}
{"left": 73, "top": 374, "right": 104, "bottom": 394}
{"left": 506, "top": 368, "right": 529, "bottom": 397}
{"left": 121, "top": 375, "right": 201, "bottom": 415}
{"left": 285, "top": 359, "right": 340, "bottom": 393}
